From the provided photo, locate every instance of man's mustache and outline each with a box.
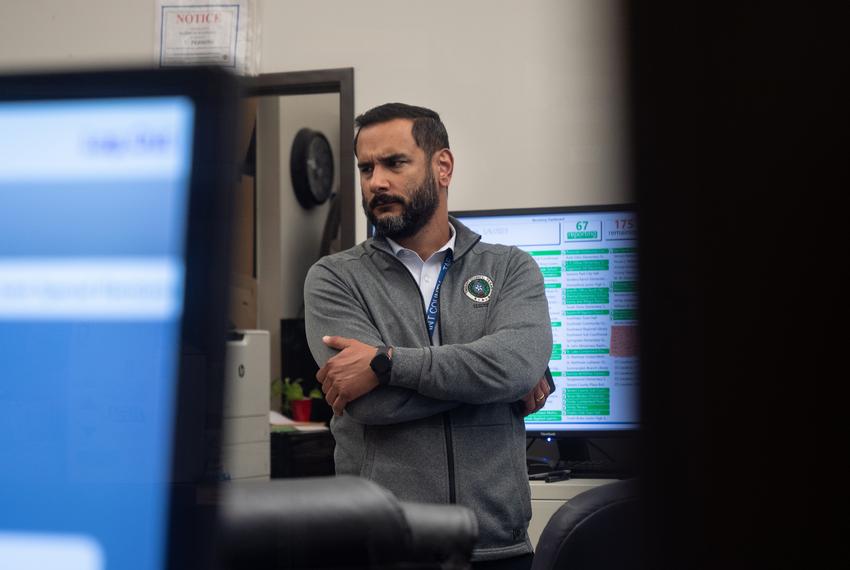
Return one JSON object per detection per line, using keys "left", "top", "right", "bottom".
{"left": 369, "top": 194, "right": 405, "bottom": 209}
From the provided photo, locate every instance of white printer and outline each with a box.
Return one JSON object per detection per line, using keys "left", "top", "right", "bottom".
{"left": 222, "top": 329, "right": 270, "bottom": 481}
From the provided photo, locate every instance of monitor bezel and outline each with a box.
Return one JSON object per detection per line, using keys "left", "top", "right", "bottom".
{"left": 0, "top": 66, "right": 239, "bottom": 570}
{"left": 450, "top": 202, "right": 639, "bottom": 439}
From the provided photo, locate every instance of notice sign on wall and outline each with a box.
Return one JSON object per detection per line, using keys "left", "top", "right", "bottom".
{"left": 155, "top": 0, "right": 259, "bottom": 74}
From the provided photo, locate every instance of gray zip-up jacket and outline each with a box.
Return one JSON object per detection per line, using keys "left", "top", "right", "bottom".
{"left": 303, "top": 217, "right": 552, "bottom": 561}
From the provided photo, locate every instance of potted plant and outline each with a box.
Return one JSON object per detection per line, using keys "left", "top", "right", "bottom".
{"left": 272, "top": 377, "right": 322, "bottom": 422}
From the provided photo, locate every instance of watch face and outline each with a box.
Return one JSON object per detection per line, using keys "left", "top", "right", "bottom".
{"left": 371, "top": 353, "right": 390, "bottom": 374}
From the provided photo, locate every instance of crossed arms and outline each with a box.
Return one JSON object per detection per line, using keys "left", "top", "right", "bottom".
{"left": 303, "top": 251, "right": 553, "bottom": 425}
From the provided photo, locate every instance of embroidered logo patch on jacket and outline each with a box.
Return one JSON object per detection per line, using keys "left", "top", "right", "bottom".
{"left": 464, "top": 275, "right": 493, "bottom": 303}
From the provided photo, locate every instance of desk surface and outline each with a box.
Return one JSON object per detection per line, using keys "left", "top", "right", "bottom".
{"left": 530, "top": 478, "right": 617, "bottom": 500}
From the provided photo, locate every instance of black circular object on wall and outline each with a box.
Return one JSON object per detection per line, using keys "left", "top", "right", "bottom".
{"left": 290, "top": 128, "right": 334, "bottom": 209}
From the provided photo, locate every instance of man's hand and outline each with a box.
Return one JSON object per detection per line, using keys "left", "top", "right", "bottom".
{"left": 520, "top": 376, "right": 551, "bottom": 417}
{"left": 316, "top": 336, "right": 381, "bottom": 416}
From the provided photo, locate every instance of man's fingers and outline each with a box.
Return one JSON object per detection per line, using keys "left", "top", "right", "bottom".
{"left": 523, "top": 378, "right": 549, "bottom": 416}
{"left": 518, "top": 378, "right": 552, "bottom": 418}
{"left": 325, "top": 384, "right": 339, "bottom": 406}
{"left": 331, "top": 395, "right": 346, "bottom": 416}
{"left": 534, "top": 396, "right": 544, "bottom": 413}
{"left": 316, "top": 365, "right": 328, "bottom": 385}
{"left": 322, "top": 335, "right": 352, "bottom": 350}
{"left": 536, "top": 377, "right": 550, "bottom": 402}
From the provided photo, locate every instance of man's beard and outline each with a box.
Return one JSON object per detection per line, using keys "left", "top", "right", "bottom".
{"left": 363, "top": 169, "right": 440, "bottom": 240}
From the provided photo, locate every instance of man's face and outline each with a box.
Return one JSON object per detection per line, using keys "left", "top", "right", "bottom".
{"left": 356, "top": 119, "right": 440, "bottom": 240}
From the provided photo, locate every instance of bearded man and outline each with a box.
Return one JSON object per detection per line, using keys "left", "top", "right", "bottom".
{"left": 304, "top": 103, "right": 552, "bottom": 570}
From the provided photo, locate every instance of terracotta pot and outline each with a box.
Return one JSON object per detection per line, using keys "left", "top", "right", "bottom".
{"left": 291, "top": 399, "right": 312, "bottom": 422}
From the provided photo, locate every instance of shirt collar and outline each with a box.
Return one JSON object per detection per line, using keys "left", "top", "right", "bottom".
{"left": 387, "top": 223, "right": 456, "bottom": 261}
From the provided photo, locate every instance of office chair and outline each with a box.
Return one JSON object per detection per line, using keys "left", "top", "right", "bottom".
{"left": 530, "top": 478, "right": 641, "bottom": 570}
{"left": 220, "top": 475, "right": 479, "bottom": 570}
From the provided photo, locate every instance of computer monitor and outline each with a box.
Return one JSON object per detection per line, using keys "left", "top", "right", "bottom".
{"left": 451, "top": 205, "right": 639, "bottom": 448}
{"left": 0, "top": 67, "right": 238, "bottom": 570}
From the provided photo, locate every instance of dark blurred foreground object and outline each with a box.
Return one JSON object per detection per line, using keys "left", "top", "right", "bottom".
{"left": 219, "top": 475, "right": 478, "bottom": 570}
{"left": 0, "top": 66, "right": 239, "bottom": 570}
{"left": 531, "top": 479, "right": 640, "bottom": 570}
{"left": 631, "top": 3, "right": 845, "bottom": 568}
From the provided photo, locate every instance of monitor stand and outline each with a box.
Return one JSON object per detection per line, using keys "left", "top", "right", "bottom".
{"left": 556, "top": 438, "right": 592, "bottom": 463}
{"left": 528, "top": 434, "right": 639, "bottom": 478}
{"left": 526, "top": 437, "right": 558, "bottom": 474}
{"left": 527, "top": 438, "right": 594, "bottom": 479}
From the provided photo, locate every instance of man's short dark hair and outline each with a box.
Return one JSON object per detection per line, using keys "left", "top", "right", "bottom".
{"left": 354, "top": 103, "right": 449, "bottom": 158}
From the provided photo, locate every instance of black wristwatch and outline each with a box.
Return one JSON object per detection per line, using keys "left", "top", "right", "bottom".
{"left": 370, "top": 346, "right": 393, "bottom": 385}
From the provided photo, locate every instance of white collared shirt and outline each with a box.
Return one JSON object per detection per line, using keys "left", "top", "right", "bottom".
{"left": 386, "top": 224, "right": 456, "bottom": 346}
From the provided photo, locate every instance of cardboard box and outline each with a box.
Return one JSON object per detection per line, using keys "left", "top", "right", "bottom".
{"left": 229, "top": 273, "right": 257, "bottom": 330}
{"left": 231, "top": 174, "right": 255, "bottom": 277}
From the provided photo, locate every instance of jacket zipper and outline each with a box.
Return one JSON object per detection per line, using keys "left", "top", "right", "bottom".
{"left": 436, "top": 271, "right": 457, "bottom": 504}
{"left": 378, "top": 249, "right": 458, "bottom": 504}
{"left": 443, "top": 413, "right": 457, "bottom": 503}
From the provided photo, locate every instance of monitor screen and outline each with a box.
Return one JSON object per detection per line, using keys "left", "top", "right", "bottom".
{"left": 452, "top": 205, "right": 639, "bottom": 434}
{"left": 0, "top": 68, "right": 237, "bottom": 570}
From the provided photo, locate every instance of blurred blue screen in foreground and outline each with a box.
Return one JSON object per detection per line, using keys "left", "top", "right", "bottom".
{"left": 0, "top": 97, "right": 195, "bottom": 570}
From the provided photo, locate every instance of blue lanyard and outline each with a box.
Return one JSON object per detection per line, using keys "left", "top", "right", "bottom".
{"left": 426, "top": 249, "right": 454, "bottom": 343}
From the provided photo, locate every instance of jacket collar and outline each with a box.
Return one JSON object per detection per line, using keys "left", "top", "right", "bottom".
{"left": 368, "top": 215, "right": 481, "bottom": 260}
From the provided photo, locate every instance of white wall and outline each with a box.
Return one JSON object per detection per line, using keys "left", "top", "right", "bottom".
{"left": 0, "top": 0, "right": 153, "bottom": 69}
{"left": 0, "top": 0, "right": 630, "bottom": 243}
{"left": 258, "top": 0, "right": 630, "bottom": 240}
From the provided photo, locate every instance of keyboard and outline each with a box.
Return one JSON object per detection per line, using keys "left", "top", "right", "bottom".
{"left": 556, "top": 459, "right": 631, "bottom": 479}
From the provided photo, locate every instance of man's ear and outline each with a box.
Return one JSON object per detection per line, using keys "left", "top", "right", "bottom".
{"left": 434, "top": 148, "right": 454, "bottom": 189}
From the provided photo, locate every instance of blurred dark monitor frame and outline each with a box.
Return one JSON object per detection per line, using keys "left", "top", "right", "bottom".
{"left": 0, "top": 66, "right": 239, "bottom": 570}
